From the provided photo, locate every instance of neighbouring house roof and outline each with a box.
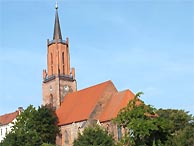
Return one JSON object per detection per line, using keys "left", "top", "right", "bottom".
{"left": 98, "top": 89, "right": 135, "bottom": 122}
{"left": 56, "top": 80, "right": 117, "bottom": 126}
{"left": 0, "top": 111, "right": 19, "bottom": 126}
{"left": 56, "top": 80, "right": 136, "bottom": 126}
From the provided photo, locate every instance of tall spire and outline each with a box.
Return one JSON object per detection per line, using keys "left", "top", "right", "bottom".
{"left": 53, "top": 1, "right": 62, "bottom": 40}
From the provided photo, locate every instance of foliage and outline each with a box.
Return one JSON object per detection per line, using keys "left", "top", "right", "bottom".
{"left": 73, "top": 125, "right": 115, "bottom": 146}
{"left": 114, "top": 92, "right": 171, "bottom": 146}
{"left": 157, "top": 109, "right": 193, "bottom": 132}
{"left": 41, "top": 143, "right": 56, "bottom": 146}
{"left": 157, "top": 109, "right": 194, "bottom": 146}
{"left": 0, "top": 105, "right": 59, "bottom": 146}
{"left": 0, "top": 131, "right": 41, "bottom": 146}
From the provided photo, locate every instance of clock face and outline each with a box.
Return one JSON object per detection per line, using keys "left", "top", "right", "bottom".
{"left": 63, "top": 85, "right": 70, "bottom": 92}
{"left": 63, "top": 85, "right": 73, "bottom": 95}
{"left": 61, "top": 85, "right": 73, "bottom": 103}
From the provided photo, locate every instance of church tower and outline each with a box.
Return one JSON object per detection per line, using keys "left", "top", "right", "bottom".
{"left": 42, "top": 3, "right": 77, "bottom": 109}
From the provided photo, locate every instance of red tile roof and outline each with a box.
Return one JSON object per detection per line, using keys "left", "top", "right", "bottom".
{"left": 56, "top": 80, "right": 117, "bottom": 126}
{"left": 0, "top": 111, "right": 19, "bottom": 125}
{"left": 98, "top": 89, "right": 135, "bottom": 122}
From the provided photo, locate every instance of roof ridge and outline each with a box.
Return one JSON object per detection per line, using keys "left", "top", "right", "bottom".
{"left": 77, "top": 80, "right": 112, "bottom": 92}
{"left": 60, "top": 80, "right": 113, "bottom": 100}
{"left": 118, "top": 89, "right": 134, "bottom": 93}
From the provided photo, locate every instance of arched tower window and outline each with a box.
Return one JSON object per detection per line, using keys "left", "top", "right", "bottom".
{"left": 51, "top": 66, "right": 53, "bottom": 75}
{"left": 51, "top": 53, "right": 53, "bottom": 64}
{"left": 51, "top": 53, "right": 53, "bottom": 75}
{"left": 62, "top": 52, "right": 64, "bottom": 64}
{"left": 62, "top": 52, "right": 65, "bottom": 74}
{"left": 50, "top": 94, "right": 53, "bottom": 107}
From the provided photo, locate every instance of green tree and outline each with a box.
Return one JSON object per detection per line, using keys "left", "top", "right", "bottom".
{"left": 157, "top": 109, "right": 194, "bottom": 146}
{"left": 169, "top": 123, "right": 194, "bottom": 146}
{"left": 73, "top": 125, "right": 115, "bottom": 146}
{"left": 32, "top": 106, "right": 59, "bottom": 144}
{"left": 0, "top": 105, "right": 59, "bottom": 146}
{"left": 41, "top": 143, "right": 56, "bottom": 146}
{"left": 157, "top": 109, "right": 193, "bottom": 133}
{"left": 114, "top": 92, "right": 171, "bottom": 146}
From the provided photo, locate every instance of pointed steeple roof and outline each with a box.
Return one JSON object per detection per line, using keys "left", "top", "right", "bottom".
{"left": 53, "top": 2, "right": 62, "bottom": 40}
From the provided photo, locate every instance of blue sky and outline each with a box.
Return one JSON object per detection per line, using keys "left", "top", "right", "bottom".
{"left": 0, "top": 0, "right": 193, "bottom": 115}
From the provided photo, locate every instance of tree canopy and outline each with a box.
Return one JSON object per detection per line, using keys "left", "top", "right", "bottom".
{"left": 114, "top": 92, "right": 173, "bottom": 146}
{"left": 73, "top": 125, "right": 115, "bottom": 146}
{"left": 157, "top": 109, "right": 194, "bottom": 146}
{"left": 0, "top": 105, "right": 59, "bottom": 146}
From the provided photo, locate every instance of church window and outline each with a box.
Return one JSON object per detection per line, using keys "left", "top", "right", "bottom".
{"left": 62, "top": 52, "right": 65, "bottom": 74}
{"left": 117, "top": 126, "right": 122, "bottom": 140}
{"left": 62, "top": 52, "right": 64, "bottom": 64}
{"left": 0, "top": 129, "right": 2, "bottom": 135}
{"left": 51, "top": 53, "right": 53, "bottom": 64}
{"left": 51, "top": 53, "right": 54, "bottom": 75}
{"left": 5, "top": 128, "right": 7, "bottom": 135}
{"left": 50, "top": 94, "right": 53, "bottom": 106}
{"left": 64, "top": 130, "right": 69, "bottom": 145}
{"left": 51, "top": 66, "right": 53, "bottom": 75}
{"left": 63, "top": 65, "right": 65, "bottom": 74}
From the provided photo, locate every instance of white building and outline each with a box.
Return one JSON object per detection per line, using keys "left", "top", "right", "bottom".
{"left": 0, "top": 107, "right": 23, "bottom": 142}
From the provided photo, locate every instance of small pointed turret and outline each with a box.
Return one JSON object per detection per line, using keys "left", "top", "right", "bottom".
{"left": 53, "top": 1, "right": 62, "bottom": 40}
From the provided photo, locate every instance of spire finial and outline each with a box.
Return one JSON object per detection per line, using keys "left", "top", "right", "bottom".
{"left": 55, "top": 0, "right": 58, "bottom": 9}
{"left": 53, "top": 0, "right": 62, "bottom": 40}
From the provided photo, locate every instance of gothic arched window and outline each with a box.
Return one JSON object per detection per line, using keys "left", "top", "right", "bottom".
{"left": 51, "top": 53, "right": 53, "bottom": 75}
{"left": 62, "top": 52, "right": 64, "bottom": 64}
{"left": 51, "top": 66, "right": 53, "bottom": 75}
{"left": 64, "top": 130, "right": 69, "bottom": 145}
{"left": 51, "top": 53, "right": 53, "bottom": 64}
{"left": 50, "top": 94, "right": 53, "bottom": 106}
{"left": 62, "top": 52, "right": 65, "bottom": 74}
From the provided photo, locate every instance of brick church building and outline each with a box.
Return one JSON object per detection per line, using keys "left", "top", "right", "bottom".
{"left": 42, "top": 3, "right": 136, "bottom": 146}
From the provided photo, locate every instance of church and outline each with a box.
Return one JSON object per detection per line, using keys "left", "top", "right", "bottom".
{"left": 0, "top": 3, "right": 137, "bottom": 146}
{"left": 42, "top": 3, "right": 136, "bottom": 146}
